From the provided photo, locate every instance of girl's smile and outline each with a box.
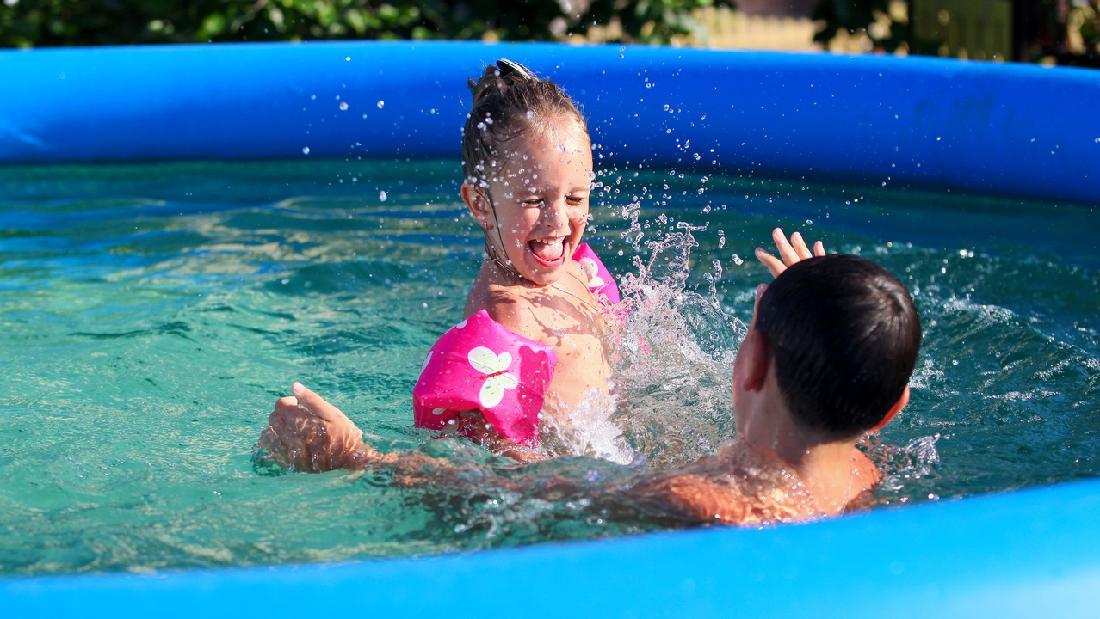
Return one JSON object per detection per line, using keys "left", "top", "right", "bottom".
{"left": 464, "top": 114, "right": 594, "bottom": 286}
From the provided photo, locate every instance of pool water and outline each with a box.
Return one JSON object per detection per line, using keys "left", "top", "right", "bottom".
{"left": 1, "top": 159, "right": 1097, "bottom": 575}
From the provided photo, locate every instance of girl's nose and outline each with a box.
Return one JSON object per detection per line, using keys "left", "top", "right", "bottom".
{"left": 542, "top": 199, "right": 570, "bottom": 230}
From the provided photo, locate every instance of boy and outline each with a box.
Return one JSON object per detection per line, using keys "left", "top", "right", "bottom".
{"left": 258, "top": 244, "right": 921, "bottom": 525}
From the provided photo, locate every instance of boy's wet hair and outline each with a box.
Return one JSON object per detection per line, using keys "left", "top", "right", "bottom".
{"left": 756, "top": 255, "right": 922, "bottom": 438}
{"left": 461, "top": 59, "right": 588, "bottom": 186}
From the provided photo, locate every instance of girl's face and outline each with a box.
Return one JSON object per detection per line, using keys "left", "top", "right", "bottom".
{"left": 463, "top": 115, "right": 594, "bottom": 286}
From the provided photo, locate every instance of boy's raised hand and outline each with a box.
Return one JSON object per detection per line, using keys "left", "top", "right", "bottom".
{"left": 257, "top": 382, "right": 374, "bottom": 472}
{"left": 754, "top": 227, "right": 826, "bottom": 277}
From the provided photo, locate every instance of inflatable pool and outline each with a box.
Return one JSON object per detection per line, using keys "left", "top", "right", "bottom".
{"left": 2, "top": 42, "right": 1098, "bottom": 616}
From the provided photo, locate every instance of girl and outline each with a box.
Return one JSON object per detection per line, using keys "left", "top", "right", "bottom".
{"left": 261, "top": 59, "right": 624, "bottom": 468}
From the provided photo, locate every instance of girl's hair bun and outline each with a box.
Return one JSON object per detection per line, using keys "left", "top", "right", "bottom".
{"left": 462, "top": 58, "right": 587, "bottom": 184}
{"left": 468, "top": 58, "right": 537, "bottom": 103}
{"left": 495, "top": 58, "right": 535, "bottom": 82}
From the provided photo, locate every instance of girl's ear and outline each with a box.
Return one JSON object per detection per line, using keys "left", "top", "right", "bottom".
{"left": 461, "top": 182, "right": 493, "bottom": 231}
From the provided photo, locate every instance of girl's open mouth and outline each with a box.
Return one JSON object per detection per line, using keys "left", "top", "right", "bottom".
{"left": 528, "top": 236, "right": 569, "bottom": 267}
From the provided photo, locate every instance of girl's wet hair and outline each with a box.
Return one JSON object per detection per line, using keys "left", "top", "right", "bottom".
{"left": 461, "top": 59, "right": 588, "bottom": 186}
{"left": 756, "top": 255, "right": 922, "bottom": 438}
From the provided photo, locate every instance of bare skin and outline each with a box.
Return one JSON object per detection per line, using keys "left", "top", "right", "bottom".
{"left": 261, "top": 113, "right": 610, "bottom": 464}
{"left": 460, "top": 115, "right": 611, "bottom": 428}
{"left": 256, "top": 229, "right": 910, "bottom": 526}
{"left": 640, "top": 281, "right": 895, "bottom": 522}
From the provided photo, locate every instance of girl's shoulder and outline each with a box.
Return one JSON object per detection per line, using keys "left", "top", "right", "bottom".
{"left": 466, "top": 282, "right": 542, "bottom": 341}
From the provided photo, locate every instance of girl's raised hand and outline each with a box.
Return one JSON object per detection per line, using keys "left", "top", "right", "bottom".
{"left": 754, "top": 228, "right": 826, "bottom": 278}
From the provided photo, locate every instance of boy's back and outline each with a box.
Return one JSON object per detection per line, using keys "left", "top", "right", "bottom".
{"left": 636, "top": 253, "right": 920, "bottom": 525}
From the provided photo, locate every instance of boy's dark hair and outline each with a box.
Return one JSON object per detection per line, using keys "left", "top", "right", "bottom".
{"left": 755, "top": 255, "right": 921, "bottom": 438}
{"left": 461, "top": 59, "right": 587, "bottom": 186}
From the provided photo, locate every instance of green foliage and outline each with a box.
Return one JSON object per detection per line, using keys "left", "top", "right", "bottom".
{"left": 0, "top": 0, "right": 735, "bottom": 48}
{"left": 811, "top": 0, "right": 907, "bottom": 52}
{"left": 1081, "top": 2, "right": 1100, "bottom": 57}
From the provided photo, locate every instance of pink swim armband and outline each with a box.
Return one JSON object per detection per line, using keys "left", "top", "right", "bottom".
{"left": 412, "top": 310, "right": 556, "bottom": 445}
{"left": 573, "top": 242, "right": 622, "bottom": 305}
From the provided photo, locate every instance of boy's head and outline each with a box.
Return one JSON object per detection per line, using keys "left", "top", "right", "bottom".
{"left": 735, "top": 254, "right": 922, "bottom": 439}
{"left": 459, "top": 59, "right": 594, "bottom": 286}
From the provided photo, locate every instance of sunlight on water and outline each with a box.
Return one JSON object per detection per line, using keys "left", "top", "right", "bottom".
{"left": 0, "top": 159, "right": 1097, "bottom": 575}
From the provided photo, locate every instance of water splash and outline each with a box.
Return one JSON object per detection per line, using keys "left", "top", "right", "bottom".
{"left": 542, "top": 390, "right": 634, "bottom": 465}
{"left": 866, "top": 432, "right": 942, "bottom": 498}
{"left": 610, "top": 224, "right": 746, "bottom": 468}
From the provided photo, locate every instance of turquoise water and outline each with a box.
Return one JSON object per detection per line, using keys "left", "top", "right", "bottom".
{"left": 1, "top": 159, "right": 1097, "bottom": 575}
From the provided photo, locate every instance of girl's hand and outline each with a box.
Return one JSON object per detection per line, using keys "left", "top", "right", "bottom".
{"left": 257, "top": 382, "right": 375, "bottom": 472}
{"left": 754, "top": 227, "right": 826, "bottom": 278}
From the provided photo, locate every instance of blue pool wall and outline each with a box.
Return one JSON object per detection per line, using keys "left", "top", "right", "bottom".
{"left": 2, "top": 41, "right": 1099, "bottom": 204}
{"left": 2, "top": 41, "right": 1100, "bottom": 617}
{"left": 4, "top": 479, "right": 1100, "bottom": 618}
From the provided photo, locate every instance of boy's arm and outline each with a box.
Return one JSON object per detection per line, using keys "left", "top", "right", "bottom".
{"left": 258, "top": 383, "right": 451, "bottom": 477}
{"left": 629, "top": 474, "right": 756, "bottom": 525}
{"left": 258, "top": 387, "right": 762, "bottom": 525}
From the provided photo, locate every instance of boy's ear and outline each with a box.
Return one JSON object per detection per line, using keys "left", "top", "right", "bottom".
{"left": 741, "top": 326, "right": 771, "bottom": 392}
{"left": 750, "top": 284, "right": 766, "bottom": 329}
{"left": 870, "top": 385, "right": 910, "bottom": 432}
{"left": 739, "top": 284, "right": 770, "bottom": 392}
{"left": 461, "top": 183, "right": 493, "bottom": 231}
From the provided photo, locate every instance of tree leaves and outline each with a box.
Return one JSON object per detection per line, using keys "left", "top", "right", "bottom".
{"left": 0, "top": 0, "right": 737, "bottom": 48}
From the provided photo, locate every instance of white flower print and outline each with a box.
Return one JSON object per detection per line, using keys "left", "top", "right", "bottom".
{"left": 579, "top": 257, "right": 606, "bottom": 289}
{"left": 467, "top": 346, "right": 518, "bottom": 409}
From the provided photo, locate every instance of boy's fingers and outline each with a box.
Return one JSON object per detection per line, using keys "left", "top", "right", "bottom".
{"left": 755, "top": 248, "right": 786, "bottom": 277}
{"left": 291, "top": 382, "right": 342, "bottom": 422}
{"left": 292, "top": 382, "right": 325, "bottom": 412}
{"left": 268, "top": 407, "right": 287, "bottom": 428}
{"left": 813, "top": 241, "right": 826, "bottom": 256}
{"left": 771, "top": 228, "right": 799, "bottom": 265}
{"left": 790, "top": 232, "right": 812, "bottom": 259}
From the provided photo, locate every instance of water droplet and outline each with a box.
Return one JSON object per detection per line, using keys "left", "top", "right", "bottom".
{"left": 345, "top": 56, "right": 351, "bottom": 62}
{"left": 339, "top": 101, "right": 349, "bottom": 111}
{"left": 301, "top": 146, "right": 311, "bottom": 155}
{"left": 379, "top": 190, "right": 388, "bottom": 202}
{"left": 376, "top": 100, "right": 385, "bottom": 109}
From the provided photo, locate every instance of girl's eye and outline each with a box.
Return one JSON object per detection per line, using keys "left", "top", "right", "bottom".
{"left": 566, "top": 195, "right": 586, "bottom": 205}
{"left": 522, "top": 198, "right": 544, "bottom": 207}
